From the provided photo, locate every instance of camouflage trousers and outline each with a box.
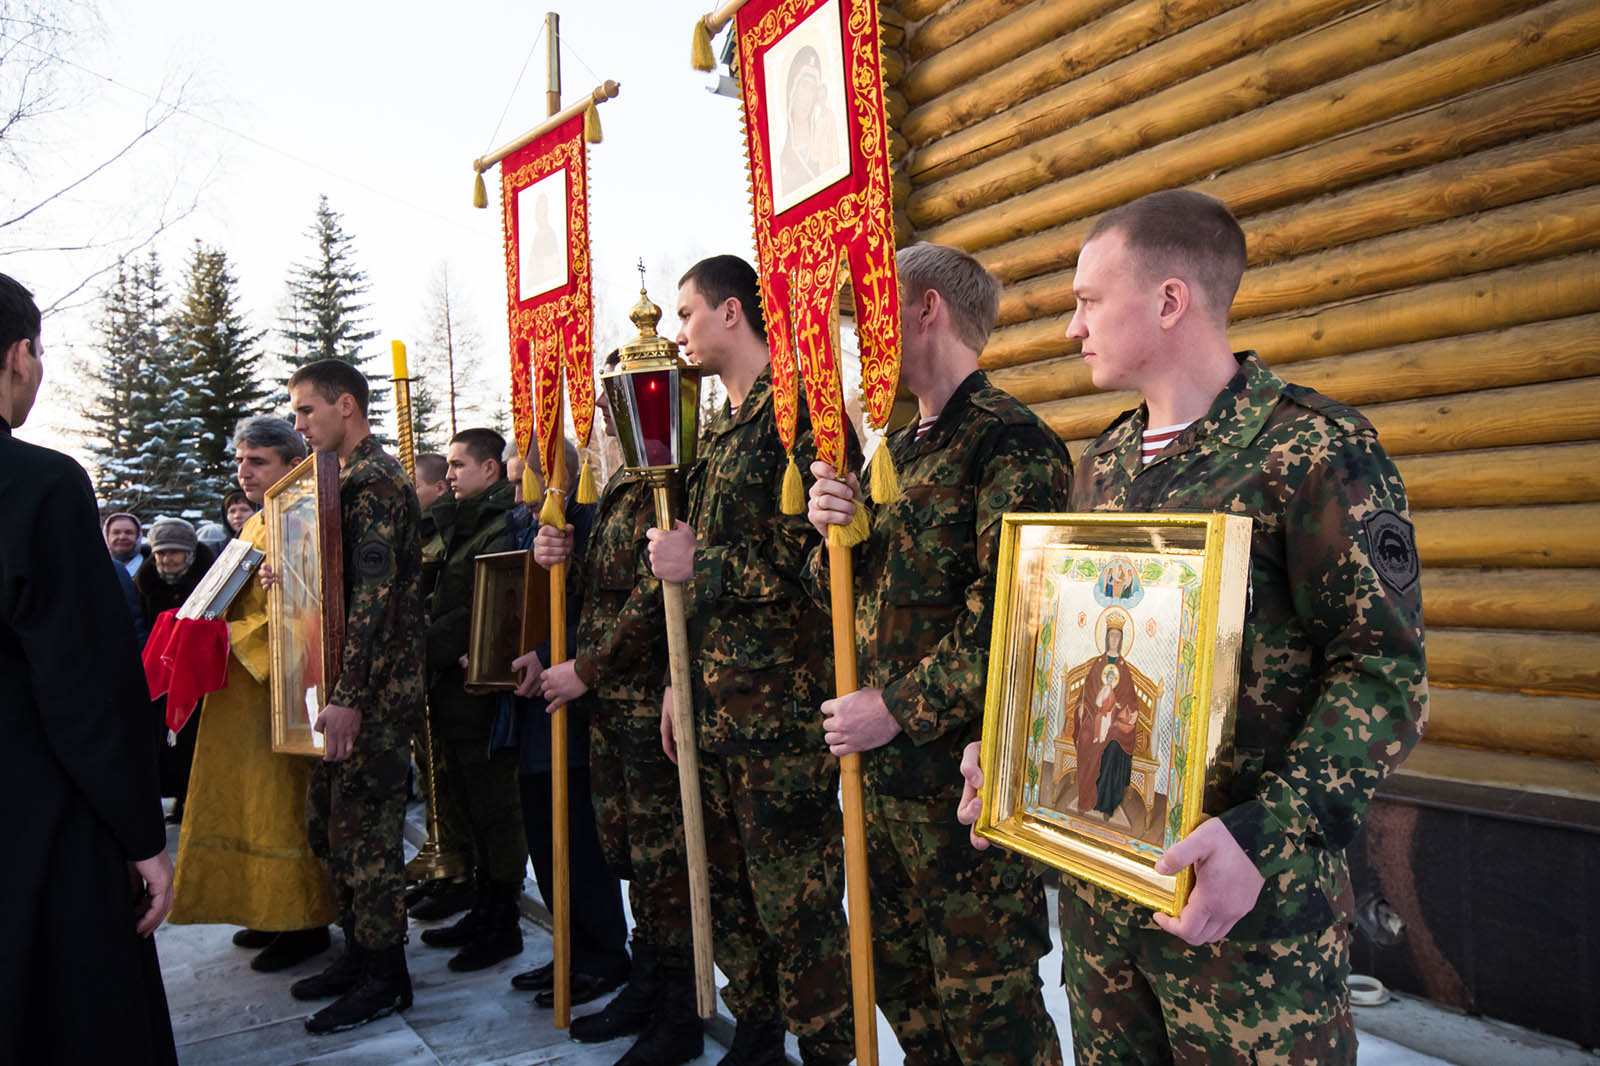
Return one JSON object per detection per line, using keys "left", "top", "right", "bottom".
{"left": 307, "top": 725, "right": 411, "bottom": 950}
{"left": 1057, "top": 878, "right": 1355, "bottom": 1066}
{"left": 591, "top": 700, "right": 691, "bottom": 964}
{"left": 701, "top": 748, "right": 854, "bottom": 1062}
{"left": 868, "top": 793, "right": 1062, "bottom": 1066}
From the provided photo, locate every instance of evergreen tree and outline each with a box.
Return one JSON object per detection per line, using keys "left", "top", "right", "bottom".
{"left": 281, "top": 194, "right": 386, "bottom": 418}
{"left": 173, "top": 242, "right": 270, "bottom": 505}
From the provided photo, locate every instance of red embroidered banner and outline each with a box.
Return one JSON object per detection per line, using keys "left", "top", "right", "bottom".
{"left": 500, "top": 113, "right": 596, "bottom": 483}
{"left": 736, "top": 0, "right": 901, "bottom": 473}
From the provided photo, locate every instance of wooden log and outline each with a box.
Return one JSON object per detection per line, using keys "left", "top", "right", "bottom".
{"left": 972, "top": 54, "right": 1600, "bottom": 285}
{"left": 897, "top": 0, "right": 948, "bottom": 20}
{"left": 906, "top": 0, "right": 1034, "bottom": 62}
{"left": 1399, "top": 742, "right": 1600, "bottom": 802}
{"left": 908, "top": 0, "right": 1334, "bottom": 175}
{"left": 1427, "top": 628, "right": 1600, "bottom": 698}
{"left": 1413, "top": 503, "right": 1600, "bottom": 568}
{"left": 993, "top": 123, "right": 1600, "bottom": 327}
{"left": 918, "top": 0, "right": 1600, "bottom": 251}
{"left": 1397, "top": 443, "right": 1600, "bottom": 511}
{"left": 1422, "top": 567, "right": 1600, "bottom": 632}
{"left": 901, "top": 0, "right": 1123, "bottom": 106}
{"left": 986, "top": 252, "right": 1600, "bottom": 401}
{"left": 1364, "top": 378, "right": 1600, "bottom": 458}
{"left": 881, "top": 49, "right": 905, "bottom": 84}
{"left": 910, "top": 0, "right": 1527, "bottom": 226}
{"left": 885, "top": 88, "right": 908, "bottom": 125}
{"left": 1424, "top": 688, "right": 1600, "bottom": 763}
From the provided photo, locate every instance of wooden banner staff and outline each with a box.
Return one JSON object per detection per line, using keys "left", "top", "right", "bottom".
{"left": 471, "top": 77, "right": 620, "bottom": 208}
{"left": 689, "top": 0, "right": 749, "bottom": 69}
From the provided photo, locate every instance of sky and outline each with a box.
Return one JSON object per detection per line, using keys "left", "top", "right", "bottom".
{"left": 2, "top": 0, "right": 753, "bottom": 470}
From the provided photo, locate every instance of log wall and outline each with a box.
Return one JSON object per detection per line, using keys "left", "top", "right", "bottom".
{"left": 890, "top": 0, "right": 1600, "bottom": 797}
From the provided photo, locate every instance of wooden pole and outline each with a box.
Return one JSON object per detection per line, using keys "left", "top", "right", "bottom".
{"left": 471, "top": 80, "right": 620, "bottom": 175}
{"left": 827, "top": 537, "right": 878, "bottom": 1066}
{"left": 652, "top": 483, "right": 718, "bottom": 1018}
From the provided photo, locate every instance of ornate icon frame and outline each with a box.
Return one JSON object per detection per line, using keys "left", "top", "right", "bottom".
{"left": 465, "top": 549, "right": 548, "bottom": 690}
{"left": 976, "top": 512, "right": 1251, "bottom": 914}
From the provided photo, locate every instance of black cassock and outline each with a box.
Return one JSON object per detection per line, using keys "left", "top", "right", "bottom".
{"left": 0, "top": 417, "right": 178, "bottom": 1065}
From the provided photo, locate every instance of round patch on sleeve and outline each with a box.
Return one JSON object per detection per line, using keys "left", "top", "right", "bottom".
{"left": 356, "top": 538, "right": 395, "bottom": 580}
{"left": 1362, "top": 509, "right": 1419, "bottom": 594}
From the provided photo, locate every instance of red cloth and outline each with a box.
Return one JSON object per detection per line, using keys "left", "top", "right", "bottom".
{"left": 140, "top": 609, "right": 230, "bottom": 732}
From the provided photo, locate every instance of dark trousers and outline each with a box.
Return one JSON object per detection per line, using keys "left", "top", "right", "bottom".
{"left": 520, "top": 765, "right": 630, "bottom": 982}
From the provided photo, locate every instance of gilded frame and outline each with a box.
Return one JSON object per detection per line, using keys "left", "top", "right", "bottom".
{"left": 465, "top": 550, "right": 548, "bottom": 689}
{"left": 265, "top": 452, "right": 345, "bottom": 756}
{"left": 976, "top": 512, "right": 1251, "bottom": 914}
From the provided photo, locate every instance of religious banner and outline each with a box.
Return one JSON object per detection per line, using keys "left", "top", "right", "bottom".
{"left": 734, "top": 0, "right": 901, "bottom": 505}
{"left": 499, "top": 112, "right": 596, "bottom": 486}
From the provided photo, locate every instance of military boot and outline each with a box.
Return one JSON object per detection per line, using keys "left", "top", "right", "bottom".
{"left": 614, "top": 963, "right": 703, "bottom": 1066}
{"left": 571, "top": 941, "right": 661, "bottom": 1043}
{"left": 447, "top": 880, "right": 524, "bottom": 971}
{"left": 289, "top": 926, "right": 364, "bottom": 1001}
{"left": 304, "top": 944, "right": 413, "bottom": 1034}
{"left": 408, "top": 877, "right": 474, "bottom": 922}
{"left": 715, "top": 1016, "right": 787, "bottom": 1066}
{"left": 419, "top": 872, "right": 487, "bottom": 948}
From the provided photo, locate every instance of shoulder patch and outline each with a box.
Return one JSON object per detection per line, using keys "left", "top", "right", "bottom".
{"left": 1282, "top": 383, "right": 1375, "bottom": 438}
{"left": 356, "top": 537, "right": 395, "bottom": 581}
{"left": 1363, "top": 509, "right": 1419, "bottom": 594}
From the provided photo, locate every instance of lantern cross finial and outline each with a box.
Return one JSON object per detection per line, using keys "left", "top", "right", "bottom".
{"left": 637, "top": 258, "right": 647, "bottom": 293}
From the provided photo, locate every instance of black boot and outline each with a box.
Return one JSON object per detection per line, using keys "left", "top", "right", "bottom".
{"left": 447, "top": 880, "right": 524, "bottom": 972}
{"left": 614, "top": 964, "right": 703, "bottom": 1066}
{"left": 419, "top": 874, "right": 487, "bottom": 948}
{"left": 571, "top": 942, "right": 661, "bottom": 1043}
{"left": 409, "top": 877, "right": 475, "bottom": 921}
{"left": 289, "top": 928, "right": 364, "bottom": 1001}
{"left": 304, "top": 944, "right": 413, "bottom": 1034}
{"left": 715, "top": 1016, "right": 786, "bottom": 1066}
{"left": 252, "top": 926, "right": 332, "bottom": 972}
{"left": 232, "top": 927, "right": 274, "bottom": 949}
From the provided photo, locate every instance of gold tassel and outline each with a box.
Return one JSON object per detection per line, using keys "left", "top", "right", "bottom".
{"left": 829, "top": 504, "right": 871, "bottom": 549}
{"left": 870, "top": 444, "right": 900, "bottom": 505}
{"left": 521, "top": 461, "right": 539, "bottom": 505}
{"left": 472, "top": 171, "right": 487, "bottom": 209}
{"left": 780, "top": 453, "right": 806, "bottom": 515}
{"left": 691, "top": 16, "right": 716, "bottom": 72}
{"left": 576, "top": 455, "right": 598, "bottom": 504}
{"left": 584, "top": 100, "right": 602, "bottom": 143}
{"left": 538, "top": 487, "right": 566, "bottom": 528}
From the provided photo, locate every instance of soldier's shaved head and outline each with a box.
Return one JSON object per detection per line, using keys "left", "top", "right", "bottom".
{"left": 1085, "top": 190, "right": 1246, "bottom": 323}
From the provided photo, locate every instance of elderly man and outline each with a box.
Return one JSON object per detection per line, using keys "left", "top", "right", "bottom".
{"left": 0, "top": 272, "right": 177, "bottom": 1064}
{"left": 168, "top": 415, "right": 338, "bottom": 972}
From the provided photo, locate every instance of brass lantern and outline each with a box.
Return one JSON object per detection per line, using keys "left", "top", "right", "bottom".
{"left": 601, "top": 282, "right": 703, "bottom": 521}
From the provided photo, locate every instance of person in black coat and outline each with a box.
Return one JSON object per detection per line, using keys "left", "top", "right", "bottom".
{"left": 0, "top": 273, "right": 178, "bottom": 1064}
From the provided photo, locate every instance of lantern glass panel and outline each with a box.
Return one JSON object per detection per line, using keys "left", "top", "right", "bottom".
{"left": 633, "top": 368, "right": 675, "bottom": 467}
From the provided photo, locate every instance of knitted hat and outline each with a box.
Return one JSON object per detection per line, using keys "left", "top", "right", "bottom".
{"left": 148, "top": 517, "right": 198, "bottom": 554}
{"left": 102, "top": 511, "right": 141, "bottom": 535}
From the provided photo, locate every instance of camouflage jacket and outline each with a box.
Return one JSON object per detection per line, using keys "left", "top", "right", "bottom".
{"left": 1072, "top": 352, "right": 1428, "bottom": 938}
{"left": 424, "top": 477, "right": 514, "bottom": 679}
{"left": 329, "top": 434, "right": 427, "bottom": 735}
{"left": 684, "top": 366, "right": 833, "bottom": 754}
{"left": 574, "top": 470, "right": 666, "bottom": 709}
{"left": 816, "top": 370, "right": 1073, "bottom": 799}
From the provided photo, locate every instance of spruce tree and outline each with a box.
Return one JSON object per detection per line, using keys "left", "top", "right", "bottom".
{"left": 174, "top": 242, "right": 270, "bottom": 505}
{"left": 281, "top": 195, "right": 386, "bottom": 420}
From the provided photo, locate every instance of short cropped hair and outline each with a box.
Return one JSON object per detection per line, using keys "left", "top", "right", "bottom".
{"left": 234, "top": 413, "right": 309, "bottom": 465}
{"left": 679, "top": 255, "right": 767, "bottom": 343}
{"left": 416, "top": 453, "right": 447, "bottom": 484}
{"left": 896, "top": 242, "right": 1001, "bottom": 352}
{"left": 0, "top": 273, "right": 42, "bottom": 358}
{"left": 288, "top": 359, "right": 370, "bottom": 415}
{"left": 452, "top": 428, "right": 507, "bottom": 478}
{"left": 1086, "top": 190, "right": 1247, "bottom": 321}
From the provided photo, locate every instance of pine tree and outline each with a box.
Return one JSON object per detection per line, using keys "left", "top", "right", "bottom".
{"left": 173, "top": 242, "right": 270, "bottom": 505}
{"left": 281, "top": 194, "right": 386, "bottom": 418}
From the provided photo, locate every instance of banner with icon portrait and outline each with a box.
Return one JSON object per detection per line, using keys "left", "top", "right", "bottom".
{"left": 500, "top": 113, "right": 597, "bottom": 481}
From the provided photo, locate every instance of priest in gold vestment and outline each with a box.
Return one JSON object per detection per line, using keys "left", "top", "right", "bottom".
{"left": 169, "top": 415, "right": 338, "bottom": 971}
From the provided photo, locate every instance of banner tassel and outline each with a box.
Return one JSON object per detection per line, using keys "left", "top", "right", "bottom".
{"left": 829, "top": 505, "right": 871, "bottom": 549}
{"left": 522, "top": 461, "right": 540, "bottom": 507}
{"left": 473, "top": 171, "right": 488, "bottom": 209}
{"left": 780, "top": 453, "right": 806, "bottom": 515}
{"left": 576, "top": 455, "right": 599, "bottom": 504}
{"left": 539, "top": 487, "right": 567, "bottom": 528}
{"left": 691, "top": 17, "right": 716, "bottom": 72}
{"left": 870, "top": 443, "right": 900, "bottom": 505}
{"left": 584, "top": 101, "right": 603, "bottom": 144}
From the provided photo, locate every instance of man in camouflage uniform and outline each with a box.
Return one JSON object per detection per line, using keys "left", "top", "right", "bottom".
{"left": 806, "top": 242, "right": 1068, "bottom": 1066}
{"left": 648, "top": 256, "right": 854, "bottom": 1066}
{"left": 416, "top": 428, "right": 527, "bottom": 970}
{"left": 959, "top": 190, "right": 1428, "bottom": 1065}
{"left": 282, "top": 359, "right": 428, "bottom": 1034}
{"left": 533, "top": 360, "right": 701, "bottom": 1066}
